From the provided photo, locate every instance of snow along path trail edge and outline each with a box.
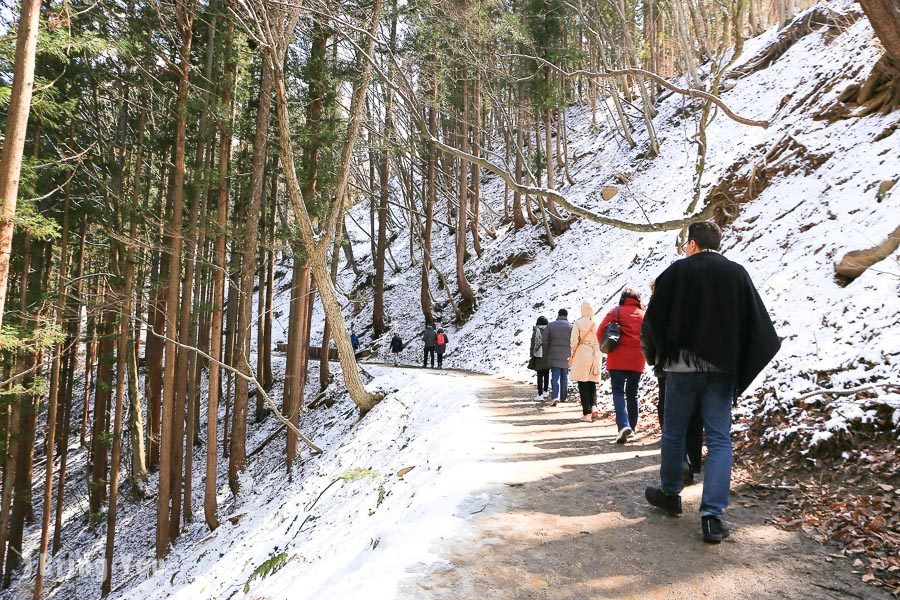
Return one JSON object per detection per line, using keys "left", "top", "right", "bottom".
{"left": 398, "top": 369, "right": 887, "bottom": 600}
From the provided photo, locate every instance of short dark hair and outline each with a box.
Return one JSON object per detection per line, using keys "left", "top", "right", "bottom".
{"left": 536, "top": 316, "right": 548, "bottom": 326}
{"left": 557, "top": 308, "right": 568, "bottom": 318}
{"left": 619, "top": 288, "right": 641, "bottom": 305}
{"left": 688, "top": 221, "right": 722, "bottom": 251}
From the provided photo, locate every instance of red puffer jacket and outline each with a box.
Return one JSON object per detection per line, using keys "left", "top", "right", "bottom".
{"left": 598, "top": 297, "right": 646, "bottom": 373}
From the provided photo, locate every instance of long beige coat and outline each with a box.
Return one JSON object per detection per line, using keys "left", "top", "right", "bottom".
{"left": 570, "top": 301, "right": 601, "bottom": 383}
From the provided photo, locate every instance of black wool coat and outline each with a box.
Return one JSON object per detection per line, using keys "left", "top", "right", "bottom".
{"left": 644, "top": 251, "right": 781, "bottom": 396}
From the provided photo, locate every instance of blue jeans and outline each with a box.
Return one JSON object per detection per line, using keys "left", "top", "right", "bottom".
{"left": 610, "top": 370, "right": 641, "bottom": 431}
{"left": 550, "top": 367, "right": 568, "bottom": 400}
{"left": 660, "top": 372, "right": 735, "bottom": 518}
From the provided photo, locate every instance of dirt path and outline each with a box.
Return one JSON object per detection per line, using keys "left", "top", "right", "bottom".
{"left": 400, "top": 371, "right": 886, "bottom": 599}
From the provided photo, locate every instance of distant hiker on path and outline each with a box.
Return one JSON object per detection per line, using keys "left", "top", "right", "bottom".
{"left": 529, "top": 316, "right": 551, "bottom": 401}
{"left": 599, "top": 288, "right": 647, "bottom": 443}
{"left": 643, "top": 221, "right": 780, "bottom": 543}
{"left": 390, "top": 333, "right": 404, "bottom": 365}
{"left": 436, "top": 329, "right": 449, "bottom": 369}
{"left": 570, "top": 302, "right": 602, "bottom": 422}
{"left": 643, "top": 279, "right": 703, "bottom": 484}
{"left": 422, "top": 324, "right": 437, "bottom": 368}
{"left": 545, "top": 309, "right": 573, "bottom": 406}
{"left": 351, "top": 330, "right": 360, "bottom": 352}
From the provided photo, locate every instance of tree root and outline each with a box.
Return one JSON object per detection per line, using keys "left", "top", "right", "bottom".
{"left": 834, "top": 223, "right": 900, "bottom": 283}
{"left": 728, "top": 6, "right": 861, "bottom": 80}
{"left": 707, "top": 135, "right": 833, "bottom": 228}
{"left": 819, "top": 55, "right": 900, "bottom": 122}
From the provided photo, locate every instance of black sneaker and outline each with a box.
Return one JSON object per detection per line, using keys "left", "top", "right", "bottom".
{"left": 644, "top": 486, "right": 682, "bottom": 516}
{"left": 701, "top": 516, "right": 730, "bottom": 543}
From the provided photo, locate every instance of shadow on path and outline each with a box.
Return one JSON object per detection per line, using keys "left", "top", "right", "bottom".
{"left": 396, "top": 371, "right": 887, "bottom": 600}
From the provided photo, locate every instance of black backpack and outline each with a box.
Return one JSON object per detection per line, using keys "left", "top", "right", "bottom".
{"left": 600, "top": 308, "right": 622, "bottom": 354}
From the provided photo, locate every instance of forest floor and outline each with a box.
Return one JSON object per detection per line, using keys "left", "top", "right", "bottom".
{"left": 396, "top": 369, "right": 887, "bottom": 600}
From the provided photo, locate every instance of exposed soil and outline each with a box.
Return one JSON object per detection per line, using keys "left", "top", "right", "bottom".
{"left": 400, "top": 372, "right": 888, "bottom": 599}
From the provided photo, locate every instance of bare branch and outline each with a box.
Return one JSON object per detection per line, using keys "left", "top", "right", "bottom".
{"left": 506, "top": 53, "right": 769, "bottom": 129}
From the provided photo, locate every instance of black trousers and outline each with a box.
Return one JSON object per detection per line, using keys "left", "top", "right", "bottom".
{"left": 423, "top": 347, "right": 435, "bottom": 367}
{"left": 577, "top": 381, "right": 597, "bottom": 416}
{"left": 536, "top": 369, "right": 550, "bottom": 395}
{"left": 437, "top": 352, "right": 444, "bottom": 368}
{"left": 657, "top": 375, "right": 703, "bottom": 472}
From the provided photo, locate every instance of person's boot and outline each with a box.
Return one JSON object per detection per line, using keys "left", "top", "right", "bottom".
{"left": 702, "top": 516, "right": 730, "bottom": 543}
{"left": 644, "top": 486, "right": 682, "bottom": 516}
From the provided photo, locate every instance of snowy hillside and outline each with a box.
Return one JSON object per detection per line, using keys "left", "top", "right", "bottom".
{"left": 338, "top": 0, "right": 900, "bottom": 454}
{"left": 3, "top": 2, "right": 897, "bottom": 598}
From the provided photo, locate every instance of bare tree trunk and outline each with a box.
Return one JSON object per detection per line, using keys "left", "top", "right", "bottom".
{"left": 859, "top": 0, "right": 900, "bottom": 59}
{"left": 205, "top": 15, "right": 234, "bottom": 531}
{"left": 34, "top": 182, "right": 72, "bottom": 599}
{"left": 157, "top": 1, "right": 194, "bottom": 558}
{"left": 89, "top": 306, "right": 115, "bottom": 515}
{"left": 470, "top": 77, "right": 483, "bottom": 258}
{"left": 420, "top": 87, "right": 436, "bottom": 323}
{"left": 455, "top": 75, "right": 476, "bottom": 311}
{"left": 54, "top": 214, "right": 86, "bottom": 553}
{"left": 101, "top": 232, "right": 135, "bottom": 596}
{"left": 284, "top": 264, "right": 310, "bottom": 470}
{"left": 0, "top": 0, "right": 41, "bottom": 337}
{"left": 265, "top": 0, "right": 383, "bottom": 413}
{"left": 320, "top": 239, "right": 340, "bottom": 391}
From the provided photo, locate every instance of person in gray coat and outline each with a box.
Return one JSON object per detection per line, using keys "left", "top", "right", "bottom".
{"left": 529, "top": 316, "right": 551, "bottom": 400}
{"left": 545, "top": 309, "right": 573, "bottom": 405}
{"left": 422, "top": 324, "right": 437, "bottom": 368}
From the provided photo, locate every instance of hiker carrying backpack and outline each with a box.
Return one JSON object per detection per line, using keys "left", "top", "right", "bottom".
{"left": 435, "top": 328, "right": 449, "bottom": 369}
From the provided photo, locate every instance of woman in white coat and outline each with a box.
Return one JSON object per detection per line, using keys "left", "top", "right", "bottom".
{"left": 570, "top": 301, "right": 602, "bottom": 422}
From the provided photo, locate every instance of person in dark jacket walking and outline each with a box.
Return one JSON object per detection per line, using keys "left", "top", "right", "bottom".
{"left": 435, "top": 329, "right": 449, "bottom": 369}
{"left": 422, "top": 324, "right": 437, "bottom": 368}
{"left": 643, "top": 221, "right": 780, "bottom": 543}
{"left": 529, "top": 316, "right": 551, "bottom": 400}
{"left": 598, "top": 289, "right": 646, "bottom": 443}
{"left": 390, "top": 333, "right": 404, "bottom": 365}
{"left": 642, "top": 279, "right": 703, "bottom": 484}
{"left": 545, "top": 309, "right": 573, "bottom": 406}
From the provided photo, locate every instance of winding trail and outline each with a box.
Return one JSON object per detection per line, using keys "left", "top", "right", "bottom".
{"left": 397, "top": 370, "right": 885, "bottom": 599}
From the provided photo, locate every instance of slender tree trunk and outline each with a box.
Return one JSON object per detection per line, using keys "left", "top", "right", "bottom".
{"left": 54, "top": 215, "right": 87, "bottom": 553}
{"left": 205, "top": 14, "right": 235, "bottom": 531}
{"left": 455, "top": 75, "right": 476, "bottom": 311}
{"left": 284, "top": 264, "right": 310, "bottom": 470}
{"left": 101, "top": 232, "right": 135, "bottom": 596}
{"left": 230, "top": 55, "right": 273, "bottom": 493}
{"left": 470, "top": 77, "right": 483, "bottom": 258}
{"left": 34, "top": 181, "right": 73, "bottom": 600}
{"left": 158, "top": 2, "right": 194, "bottom": 558}
{"left": 0, "top": 0, "right": 41, "bottom": 337}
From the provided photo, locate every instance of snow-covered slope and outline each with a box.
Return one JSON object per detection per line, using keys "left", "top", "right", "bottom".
{"left": 4, "top": 2, "right": 897, "bottom": 598}
{"left": 340, "top": 0, "right": 899, "bottom": 454}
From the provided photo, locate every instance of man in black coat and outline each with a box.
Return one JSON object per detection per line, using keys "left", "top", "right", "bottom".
{"left": 643, "top": 221, "right": 780, "bottom": 543}
{"left": 422, "top": 324, "right": 437, "bottom": 368}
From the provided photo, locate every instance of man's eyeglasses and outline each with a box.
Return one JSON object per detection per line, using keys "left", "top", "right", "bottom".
{"left": 679, "top": 239, "right": 691, "bottom": 252}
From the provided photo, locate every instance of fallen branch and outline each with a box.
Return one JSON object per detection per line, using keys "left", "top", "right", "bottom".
{"left": 793, "top": 383, "right": 898, "bottom": 403}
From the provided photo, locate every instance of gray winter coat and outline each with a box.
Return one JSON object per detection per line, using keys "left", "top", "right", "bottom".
{"left": 530, "top": 325, "right": 550, "bottom": 371}
{"left": 545, "top": 317, "right": 573, "bottom": 369}
{"left": 423, "top": 326, "right": 437, "bottom": 348}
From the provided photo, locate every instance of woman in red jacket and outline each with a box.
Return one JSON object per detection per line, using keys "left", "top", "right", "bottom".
{"left": 598, "top": 288, "right": 646, "bottom": 443}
